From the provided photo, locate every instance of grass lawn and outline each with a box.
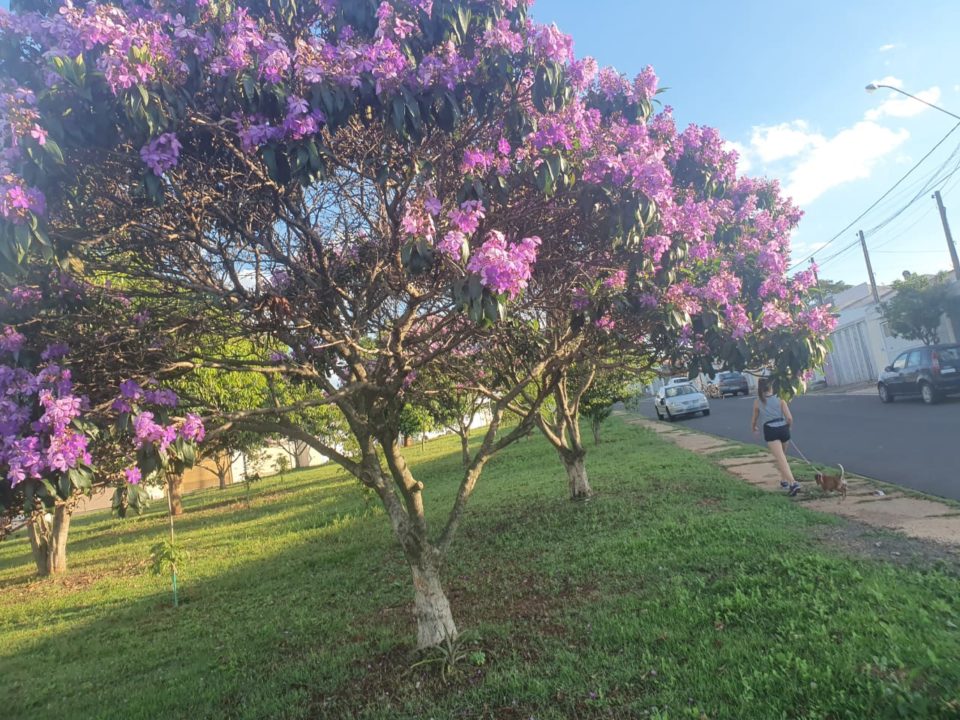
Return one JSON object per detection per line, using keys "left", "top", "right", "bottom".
{"left": 2, "top": 416, "right": 960, "bottom": 719}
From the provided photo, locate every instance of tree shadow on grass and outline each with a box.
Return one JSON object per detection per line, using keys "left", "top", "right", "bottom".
{"left": 0, "top": 423, "right": 657, "bottom": 720}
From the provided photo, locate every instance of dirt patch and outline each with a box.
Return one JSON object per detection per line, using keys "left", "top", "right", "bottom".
{"left": 811, "top": 521, "right": 960, "bottom": 574}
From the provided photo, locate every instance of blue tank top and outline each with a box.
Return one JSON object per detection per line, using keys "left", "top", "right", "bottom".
{"left": 757, "top": 396, "right": 786, "bottom": 427}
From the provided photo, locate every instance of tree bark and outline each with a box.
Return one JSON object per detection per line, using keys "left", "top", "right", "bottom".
{"left": 563, "top": 454, "right": 592, "bottom": 500}
{"left": 410, "top": 555, "right": 458, "bottom": 650}
{"left": 459, "top": 432, "right": 470, "bottom": 468}
{"left": 592, "top": 418, "right": 602, "bottom": 445}
{"left": 169, "top": 473, "right": 184, "bottom": 515}
{"left": 27, "top": 505, "right": 71, "bottom": 576}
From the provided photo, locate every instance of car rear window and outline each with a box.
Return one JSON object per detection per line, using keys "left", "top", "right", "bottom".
{"left": 940, "top": 347, "right": 960, "bottom": 363}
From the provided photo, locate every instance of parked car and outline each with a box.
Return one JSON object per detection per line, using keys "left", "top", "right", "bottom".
{"left": 665, "top": 376, "right": 693, "bottom": 388}
{"left": 712, "top": 371, "right": 749, "bottom": 397}
{"left": 877, "top": 343, "right": 960, "bottom": 405}
{"left": 655, "top": 384, "right": 710, "bottom": 421}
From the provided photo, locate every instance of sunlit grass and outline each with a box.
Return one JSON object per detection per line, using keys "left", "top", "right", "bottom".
{"left": 2, "top": 418, "right": 959, "bottom": 719}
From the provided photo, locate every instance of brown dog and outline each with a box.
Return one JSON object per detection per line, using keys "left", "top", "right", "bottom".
{"left": 815, "top": 464, "right": 847, "bottom": 500}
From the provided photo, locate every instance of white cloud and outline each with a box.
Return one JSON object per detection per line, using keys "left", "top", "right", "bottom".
{"left": 749, "top": 120, "right": 826, "bottom": 163}
{"left": 783, "top": 121, "right": 909, "bottom": 205}
{"left": 878, "top": 43, "right": 898, "bottom": 52}
{"left": 724, "top": 140, "right": 752, "bottom": 175}
{"left": 865, "top": 85, "right": 941, "bottom": 121}
{"left": 874, "top": 75, "right": 903, "bottom": 89}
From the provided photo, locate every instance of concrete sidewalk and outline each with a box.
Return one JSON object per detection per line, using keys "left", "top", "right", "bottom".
{"left": 622, "top": 412, "right": 960, "bottom": 546}
{"left": 806, "top": 381, "right": 877, "bottom": 396}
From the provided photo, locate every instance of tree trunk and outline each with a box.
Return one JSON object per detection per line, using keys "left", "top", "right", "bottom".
{"left": 411, "top": 557, "right": 458, "bottom": 650}
{"left": 459, "top": 432, "right": 470, "bottom": 468}
{"left": 27, "top": 505, "right": 71, "bottom": 576}
{"left": 592, "top": 419, "right": 602, "bottom": 445}
{"left": 169, "top": 473, "right": 184, "bottom": 516}
{"left": 564, "top": 454, "right": 592, "bottom": 500}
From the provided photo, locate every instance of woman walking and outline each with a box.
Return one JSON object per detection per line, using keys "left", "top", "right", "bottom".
{"left": 751, "top": 378, "right": 800, "bottom": 496}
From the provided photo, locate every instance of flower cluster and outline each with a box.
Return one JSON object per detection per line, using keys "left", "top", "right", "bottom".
{"left": 0, "top": 345, "right": 91, "bottom": 488}
{"left": 111, "top": 381, "right": 205, "bottom": 482}
{"left": 466, "top": 232, "right": 541, "bottom": 300}
{"left": 140, "top": 133, "right": 182, "bottom": 176}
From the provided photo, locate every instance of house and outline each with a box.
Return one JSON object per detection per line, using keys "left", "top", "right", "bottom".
{"left": 822, "top": 279, "right": 960, "bottom": 387}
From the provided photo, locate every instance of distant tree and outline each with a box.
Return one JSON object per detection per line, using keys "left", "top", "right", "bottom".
{"left": 881, "top": 272, "right": 954, "bottom": 345}
{"left": 818, "top": 279, "right": 852, "bottom": 296}
{"left": 582, "top": 367, "right": 644, "bottom": 445}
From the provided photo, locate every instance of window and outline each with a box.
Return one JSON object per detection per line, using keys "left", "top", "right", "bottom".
{"left": 880, "top": 322, "right": 892, "bottom": 338}
{"left": 940, "top": 347, "right": 960, "bottom": 363}
{"left": 891, "top": 353, "right": 908, "bottom": 371}
{"left": 905, "top": 350, "right": 925, "bottom": 368}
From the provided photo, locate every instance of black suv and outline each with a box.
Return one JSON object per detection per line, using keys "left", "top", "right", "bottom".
{"left": 714, "top": 371, "right": 749, "bottom": 397}
{"left": 877, "top": 344, "right": 960, "bottom": 405}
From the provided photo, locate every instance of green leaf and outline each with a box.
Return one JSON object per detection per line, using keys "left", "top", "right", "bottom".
{"left": 43, "top": 137, "right": 63, "bottom": 165}
{"left": 181, "top": 442, "right": 197, "bottom": 468}
{"left": 13, "top": 223, "right": 31, "bottom": 262}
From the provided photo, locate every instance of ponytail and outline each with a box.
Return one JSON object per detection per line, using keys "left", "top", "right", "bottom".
{"left": 757, "top": 377, "right": 772, "bottom": 402}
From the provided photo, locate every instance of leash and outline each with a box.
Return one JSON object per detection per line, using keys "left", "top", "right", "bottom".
{"left": 789, "top": 439, "right": 819, "bottom": 470}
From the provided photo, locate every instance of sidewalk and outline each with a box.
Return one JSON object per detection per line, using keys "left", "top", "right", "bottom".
{"left": 806, "top": 380, "right": 877, "bottom": 396}
{"left": 621, "top": 412, "right": 960, "bottom": 546}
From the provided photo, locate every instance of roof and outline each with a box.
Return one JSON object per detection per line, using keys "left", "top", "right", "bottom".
{"left": 827, "top": 282, "right": 894, "bottom": 311}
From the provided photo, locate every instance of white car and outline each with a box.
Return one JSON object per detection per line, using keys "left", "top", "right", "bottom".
{"left": 655, "top": 384, "right": 710, "bottom": 421}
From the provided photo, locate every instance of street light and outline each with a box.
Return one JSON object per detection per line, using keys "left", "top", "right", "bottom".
{"left": 864, "top": 82, "right": 960, "bottom": 121}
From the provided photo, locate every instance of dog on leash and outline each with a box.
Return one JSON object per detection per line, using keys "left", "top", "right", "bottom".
{"left": 815, "top": 464, "right": 847, "bottom": 500}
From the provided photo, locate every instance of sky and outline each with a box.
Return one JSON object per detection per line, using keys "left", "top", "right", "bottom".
{"left": 534, "top": 0, "right": 960, "bottom": 287}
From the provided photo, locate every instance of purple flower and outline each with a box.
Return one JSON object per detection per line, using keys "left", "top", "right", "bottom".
{"left": 437, "top": 230, "right": 466, "bottom": 261}
{"left": 30, "top": 124, "right": 47, "bottom": 145}
{"left": 125, "top": 466, "right": 142, "bottom": 485}
{"left": 602, "top": 270, "right": 627, "bottom": 292}
{"left": 424, "top": 197, "right": 442, "bottom": 216}
{"left": 466, "top": 232, "right": 541, "bottom": 300}
{"left": 140, "top": 133, "right": 182, "bottom": 176}
{"left": 447, "top": 200, "right": 485, "bottom": 235}
{"left": 462, "top": 148, "right": 493, "bottom": 174}
{"left": 41, "top": 343, "right": 70, "bottom": 361}
{"left": 144, "top": 388, "right": 179, "bottom": 407}
{"left": 119, "top": 379, "right": 144, "bottom": 401}
{"left": 570, "top": 287, "right": 591, "bottom": 312}
{"left": 133, "top": 411, "right": 165, "bottom": 449}
{"left": 5, "top": 286, "right": 42, "bottom": 309}
{"left": 179, "top": 413, "right": 205, "bottom": 443}
{"left": 0, "top": 326, "right": 25, "bottom": 355}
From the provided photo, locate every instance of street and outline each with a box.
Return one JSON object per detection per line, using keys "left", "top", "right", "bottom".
{"left": 633, "top": 390, "right": 960, "bottom": 500}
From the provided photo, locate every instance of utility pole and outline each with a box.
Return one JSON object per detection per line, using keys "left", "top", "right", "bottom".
{"left": 858, "top": 230, "right": 880, "bottom": 304}
{"left": 932, "top": 190, "right": 960, "bottom": 281}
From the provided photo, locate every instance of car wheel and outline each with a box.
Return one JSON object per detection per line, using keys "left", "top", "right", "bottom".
{"left": 665, "top": 409, "right": 674, "bottom": 422}
{"left": 920, "top": 382, "right": 939, "bottom": 405}
{"left": 878, "top": 383, "right": 894, "bottom": 403}
{"left": 655, "top": 407, "right": 662, "bottom": 420}
{"left": 703, "top": 409, "right": 711, "bottom": 416}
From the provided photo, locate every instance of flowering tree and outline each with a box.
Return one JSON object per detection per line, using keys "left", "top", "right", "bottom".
{"left": 0, "top": 0, "right": 832, "bottom": 644}
{"left": 0, "top": 274, "right": 205, "bottom": 574}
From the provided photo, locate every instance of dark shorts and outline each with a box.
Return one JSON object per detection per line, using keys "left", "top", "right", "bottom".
{"left": 763, "top": 422, "right": 790, "bottom": 443}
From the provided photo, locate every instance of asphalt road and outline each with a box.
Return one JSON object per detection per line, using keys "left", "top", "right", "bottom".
{"left": 634, "top": 390, "right": 960, "bottom": 501}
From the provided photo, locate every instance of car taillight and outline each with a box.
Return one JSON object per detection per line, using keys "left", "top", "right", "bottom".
{"left": 932, "top": 351, "right": 940, "bottom": 373}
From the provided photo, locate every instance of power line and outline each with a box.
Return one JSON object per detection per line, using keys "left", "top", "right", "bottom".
{"left": 789, "top": 121, "right": 960, "bottom": 272}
